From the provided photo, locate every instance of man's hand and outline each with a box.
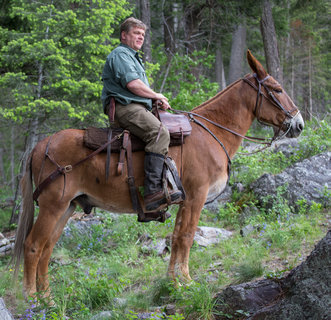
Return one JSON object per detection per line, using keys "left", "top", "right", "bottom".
{"left": 127, "top": 79, "right": 171, "bottom": 110}
{"left": 154, "top": 93, "right": 171, "bottom": 110}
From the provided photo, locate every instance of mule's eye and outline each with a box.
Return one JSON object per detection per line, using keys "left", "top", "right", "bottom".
{"left": 274, "top": 88, "right": 282, "bottom": 93}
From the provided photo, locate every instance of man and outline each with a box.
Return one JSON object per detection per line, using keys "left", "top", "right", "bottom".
{"left": 101, "top": 17, "right": 183, "bottom": 214}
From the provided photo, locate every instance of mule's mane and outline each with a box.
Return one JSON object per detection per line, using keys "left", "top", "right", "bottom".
{"left": 191, "top": 75, "right": 250, "bottom": 112}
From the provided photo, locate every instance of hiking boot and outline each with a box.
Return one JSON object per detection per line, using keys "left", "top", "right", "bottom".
{"left": 144, "top": 152, "right": 183, "bottom": 212}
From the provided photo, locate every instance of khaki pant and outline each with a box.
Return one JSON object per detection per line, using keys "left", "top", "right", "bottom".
{"left": 115, "top": 102, "right": 170, "bottom": 156}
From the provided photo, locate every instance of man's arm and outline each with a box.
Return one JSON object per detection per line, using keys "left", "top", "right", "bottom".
{"left": 126, "top": 79, "right": 171, "bottom": 110}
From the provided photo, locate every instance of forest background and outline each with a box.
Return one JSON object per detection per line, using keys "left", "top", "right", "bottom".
{"left": 0, "top": 0, "right": 330, "bottom": 225}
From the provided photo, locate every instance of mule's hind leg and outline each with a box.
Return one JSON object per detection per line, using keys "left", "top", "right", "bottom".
{"left": 23, "top": 202, "right": 71, "bottom": 298}
{"left": 36, "top": 203, "right": 76, "bottom": 298}
{"left": 168, "top": 193, "right": 207, "bottom": 283}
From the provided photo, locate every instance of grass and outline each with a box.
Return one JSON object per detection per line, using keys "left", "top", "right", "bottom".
{"left": 1, "top": 197, "right": 329, "bottom": 319}
{"left": 0, "top": 120, "right": 330, "bottom": 319}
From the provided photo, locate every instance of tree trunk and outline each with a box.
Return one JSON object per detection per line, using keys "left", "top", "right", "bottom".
{"left": 162, "top": 0, "right": 175, "bottom": 57}
{"left": 10, "top": 126, "right": 15, "bottom": 193}
{"left": 140, "top": 0, "right": 152, "bottom": 63}
{"left": 228, "top": 21, "right": 247, "bottom": 84}
{"left": 183, "top": 3, "right": 202, "bottom": 55}
{"left": 215, "top": 39, "right": 226, "bottom": 90}
{"left": 0, "top": 132, "right": 5, "bottom": 185}
{"left": 308, "top": 37, "right": 313, "bottom": 121}
{"left": 260, "top": 0, "right": 283, "bottom": 83}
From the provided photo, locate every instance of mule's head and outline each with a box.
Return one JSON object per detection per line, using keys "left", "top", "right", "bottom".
{"left": 246, "top": 50, "right": 304, "bottom": 139}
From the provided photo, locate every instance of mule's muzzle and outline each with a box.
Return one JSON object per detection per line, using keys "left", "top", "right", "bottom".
{"left": 285, "top": 111, "right": 304, "bottom": 138}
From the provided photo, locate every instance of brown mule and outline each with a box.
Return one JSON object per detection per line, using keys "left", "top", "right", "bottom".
{"left": 12, "top": 50, "right": 304, "bottom": 299}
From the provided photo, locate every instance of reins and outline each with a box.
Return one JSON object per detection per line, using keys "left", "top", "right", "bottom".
{"left": 171, "top": 108, "right": 272, "bottom": 146}
{"left": 171, "top": 73, "right": 300, "bottom": 156}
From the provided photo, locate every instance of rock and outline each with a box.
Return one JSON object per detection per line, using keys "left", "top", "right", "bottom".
{"left": 240, "top": 224, "right": 256, "bottom": 237}
{"left": 250, "top": 152, "right": 330, "bottom": 210}
{"left": 204, "top": 185, "right": 233, "bottom": 212}
{"left": 0, "top": 298, "right": 14, "bottom": 320}
{"left": 214, "top": 279, "right": 282, "bottom": 318}
{"left": 113, "top": 297, "right": 127, "bottom": 307}
{"left": 213, "top": 230, "right": 331, "bottom": 319}
{"left": 164, "top": 304, "right": 176, "bottom": 315}
{"left": 271, "top": 137, "right": 300, "bottom": 158}
{"left": 141, "top": 238, "right": 169, "bottom": 256}
{"left": 90, "top": 311, "right": 114, "bottom": 320}
{"left": 194, "top": 226, "right": 232, "bottom": 247}
{"left": 0, "top": 237, "right": 10, "bottom": 246}
{"left": 0, "top": 233, "right": 15, "bottom": 257}
{"left": 136, "top": 312, "right": 166, "bottom": 319}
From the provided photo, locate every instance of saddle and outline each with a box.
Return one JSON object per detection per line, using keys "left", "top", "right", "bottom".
{"left": 84, "top": 109, "right": 192, "bottom": 152}
{"left": 83, "top": 103, "right": 191, "bottom": 223}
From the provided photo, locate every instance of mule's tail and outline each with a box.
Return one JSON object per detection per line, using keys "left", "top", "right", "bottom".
{"left": 11, "top": 153, "right": 35, "bottom": 279}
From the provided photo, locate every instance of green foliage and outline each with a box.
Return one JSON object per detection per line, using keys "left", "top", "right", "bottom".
{"left": 167, "top": 280, "right": 218, "bottom": 320}
{"left": 0, "top": 0, "right": 130, "bottom": 128}
{"left": 294, "top": 119, "right": 330, "bottom": 159}
{"left": 59, "top": 221, "right": 113, "bottom": 257}
{"left": 153, "top": 49, "right": 219, "bottom": 111}
{"left": 216, "top": 202, "right": 242, "bottom": 229}
{"left": 235, "top": 257, "right": 264, "bottom": 283}
{"left": 231, "top": 120, "right": 331, "bottom": 187}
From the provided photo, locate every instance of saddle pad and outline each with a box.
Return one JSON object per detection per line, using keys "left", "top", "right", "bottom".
{"left": 84, "top": 127, "right": 144, "bottom": 152}
{"left": 84, "top": 125, "right": 190, "bottom": 152}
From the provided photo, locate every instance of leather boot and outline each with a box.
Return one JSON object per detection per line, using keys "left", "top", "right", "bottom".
{"left": 144, "top": 152, "right": 183, "bottom": 211}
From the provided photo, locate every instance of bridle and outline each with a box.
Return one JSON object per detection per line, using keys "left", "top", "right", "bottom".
{"left": 242, "top": 73, "right": 301, "bottom": 141}
{"left": 170, "top": 73, "right": 301, "bottom": 192}
{"left": 173, "top": 73, "right": 300, "bottom": 147}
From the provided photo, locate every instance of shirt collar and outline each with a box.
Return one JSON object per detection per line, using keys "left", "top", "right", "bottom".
{"left": 119, "top": 43, "right": 143, "bottom": 66}
{"left": 119, "top": 43, "right": 137, "bottom": 55}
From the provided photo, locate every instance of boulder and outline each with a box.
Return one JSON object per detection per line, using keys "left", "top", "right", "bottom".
{"left": 0, "top": 232, "right": 15, "bottom": 257}
{"left": 0, "top": 298, "right": 14, "bottom": 320}
{"left": 214, "top": 230, "right": 331, "bottom": 319}
{"left": 204, "top": 185, "right": 233, "bottom": 212}
{"left": 250, "top": 152, "right": 330, "bottom": 210}
{"left": 194, "top": 226, "right": 233, "bottom": 247}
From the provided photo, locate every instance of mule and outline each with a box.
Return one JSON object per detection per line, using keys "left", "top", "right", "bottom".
{"left": 12, "top": 50, "right": 304, "bottom": 299}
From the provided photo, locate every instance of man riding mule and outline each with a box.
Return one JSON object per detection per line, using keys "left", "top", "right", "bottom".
{"left": 101, "top": 17, "right": 184, "bottom": 218}
{"left": 12, "top": 48, "right": 304, "bottom": 301}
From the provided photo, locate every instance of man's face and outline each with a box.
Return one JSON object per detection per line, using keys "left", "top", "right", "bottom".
{"left": 121, "top": 26, "right": 145, "bottom": 51}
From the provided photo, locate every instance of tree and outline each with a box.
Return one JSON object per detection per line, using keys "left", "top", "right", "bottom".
{"left": 260, "top": 0, "right": 283, "bottom": 83}
{"left": 228, "top": 22, "right": 247, "bottom": 84}
{"left": 140, "top": 0, "right": 152, "bottom": 63}
{"left": 0, "top": 0, "right": 130, "bottom": 220}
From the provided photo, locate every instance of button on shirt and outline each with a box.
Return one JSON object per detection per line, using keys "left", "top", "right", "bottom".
{"left": 101, "top": 44, "right": 152, "bottom": 112}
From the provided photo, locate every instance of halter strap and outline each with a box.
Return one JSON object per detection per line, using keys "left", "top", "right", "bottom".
{"left": 243, "top": 73, "right": 296, "bottom": 119}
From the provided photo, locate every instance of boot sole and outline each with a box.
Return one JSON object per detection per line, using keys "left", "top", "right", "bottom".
{"left": 145, "top": 191, "right": 183, "bottom": 212}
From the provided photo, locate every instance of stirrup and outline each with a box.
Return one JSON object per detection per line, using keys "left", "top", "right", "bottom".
{"left": 138, "top": 210, "right": 171, "bottom": 223}
{"left": 144, "top": 189, "right": 183, "bottom": 212}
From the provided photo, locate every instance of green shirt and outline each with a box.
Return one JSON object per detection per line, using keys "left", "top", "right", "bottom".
{"left": 101, "top": 44, "right": 152, "bottom": 112}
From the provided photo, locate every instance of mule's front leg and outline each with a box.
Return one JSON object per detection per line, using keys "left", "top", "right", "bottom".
{"left": 168, "top": 195, "right": 206, "bottom": 283}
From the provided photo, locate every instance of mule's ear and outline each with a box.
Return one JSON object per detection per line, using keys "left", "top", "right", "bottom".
{"left": 247, "top": 49, "right": 268, "bottom": 79}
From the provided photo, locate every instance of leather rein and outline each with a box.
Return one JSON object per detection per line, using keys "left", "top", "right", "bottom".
{"left": 172, "top": 73, "right": 300, "bottom": 156}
